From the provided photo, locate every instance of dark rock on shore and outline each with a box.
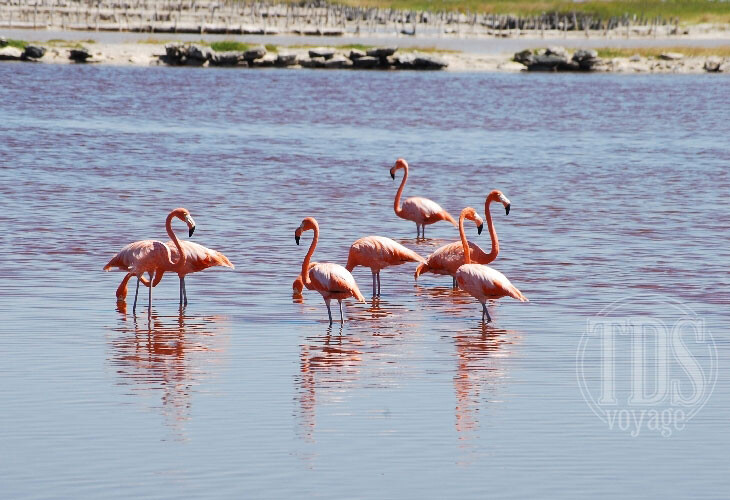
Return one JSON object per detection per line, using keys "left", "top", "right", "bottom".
{"left": 275, "top": 53, "right": 298, "bottom": 66}
{"left": 210, "top": 51, "right": 244, "bottom": 66}
{"left": 349, "top": 49, "right": 365, "bottom": 60}
{"left": 69, "top": 48, "right": 91, "bottom": 62}
{"left": 243, "top": 46, "right": 267, "bottom": 63}
{"left": 572, "top": 49, "right": 601, "bottom": 70}
{"left": 352, "top": 55, "right": 379, "bottom": 68}
{"left": 366, "top": 47, "right": 397, "bottom": 58}
{"left": 300, "top": 56, "right": 326, "bottom": 68}
{"left": 22, "top": 45, "right": 46, "bottom": 60}
{"left": 0, "top": 46, "right": 23, "bottom": 60}
{"left": 308, "top": 47, "right": 335, "bottom": 60}
{"left": 515, "top": 46, "right": 602, "bottom": 72}
{"left": 323, "top": 55, "right": 352, "bottom": 69}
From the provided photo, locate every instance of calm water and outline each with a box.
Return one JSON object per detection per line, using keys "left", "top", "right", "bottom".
{"left": 1, "top": 64, "right": 729, "bottom": 498}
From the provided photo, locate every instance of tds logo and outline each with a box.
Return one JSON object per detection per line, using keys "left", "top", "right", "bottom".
{"left": 577, "top": 297, "right": 716, "bottom": 437}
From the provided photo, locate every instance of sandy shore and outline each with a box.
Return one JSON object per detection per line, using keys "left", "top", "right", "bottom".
{"left": 2, "top": 37, "right": 729, "bottom": 73}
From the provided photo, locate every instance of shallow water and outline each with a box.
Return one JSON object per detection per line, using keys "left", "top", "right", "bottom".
{"left": 1, "top": 64, "right": 729, "bottom": 498}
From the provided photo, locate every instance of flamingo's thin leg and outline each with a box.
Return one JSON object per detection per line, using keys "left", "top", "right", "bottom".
{"left": 481, "top": 302, "right": 491, "bottom": 323}
{"left": 148, "top": 272, "right": 153, "bottom": 319}
{"left": 324, "top": 298, "right": 333, "bottom": 325}
{"left": 452, "top": 276, "right": 457, "bottom": 288}
{"left": 133, "top": 275, "right": 140, "bottom": 315}
{"left": 372, "top": 272, "right": 377, "bottom": 298}
{"left": 422, "top": 224, "right": 425, "bottom": 238}
{"left": 338, "top": 300, "right": 344, "bottom": 323}
{"left": 179, "top": 276, "right": 184, "bottom": 306}
{"left": 415, "top": 223, "right": 420, "bottom": 239}
{"left": 182, "top": 276, "right": 188, "bottom": 306}
{"left": 376, "top": 272, "right": 381, "bottom": 296}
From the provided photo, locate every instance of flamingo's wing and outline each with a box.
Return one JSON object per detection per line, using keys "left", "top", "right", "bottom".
{"left": 457, "top": 264, "right": 528, "bottom": 302}
{"left": 104, "top": 240, "right": 169, "bottom": 272}
{"left": 348, "top": 236, "right": 425, "bottom": 270}
{"left": 310, "top": 263, "right": 366, "bottom": 302}
{"left": 166, "top": 240, "right": 235, "bottom": 273}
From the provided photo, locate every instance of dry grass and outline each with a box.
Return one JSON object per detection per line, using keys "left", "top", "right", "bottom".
{"left": 596, "top": 45, "right": 730, "bottom": 58}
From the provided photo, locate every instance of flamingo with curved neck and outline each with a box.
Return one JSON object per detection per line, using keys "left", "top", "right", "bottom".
{"left": 104, "top": 208, "right": 196, "bottom": 317}
{"left": 415, "top": 190, "right": 511, "bottom": 286}
{"left": 390, "top": 158, "right": 456, "bottom": 238}
{"left": 295, "top": 217, "right": 365, "bottom": 324}
{"left": 454, "top": 207, "right": 528, "bottom": 322}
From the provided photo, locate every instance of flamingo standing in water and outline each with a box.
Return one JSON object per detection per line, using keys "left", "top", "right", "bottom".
{"left": 295, "top": 217, "right": 366, "bottom": 324}
{"left": 103, "top": 208, "right": 196, "bottom": 318}
{"left": 454, "top": 207, "right": 528, "bottom": 322}
{"left": 415, "top": 190, "right": 511, "bottom": 287}
{"left": 345, "top": 235, "right": 426, "bottom": 297}
{"left": 390, "top": 158, "right": 456, "bottom": 238}
{"left": 115, "top": 240, "right": 234, "bottom": 306}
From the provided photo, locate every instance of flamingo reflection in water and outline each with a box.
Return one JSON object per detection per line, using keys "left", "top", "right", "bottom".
{"left": 108, "top": 310, "right": 229, "bottom": 440}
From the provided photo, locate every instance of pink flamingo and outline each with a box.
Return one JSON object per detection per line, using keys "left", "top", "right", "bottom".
{"left": 415, "top": 190, "right": 511, "bottom": 287}
{"left": 390, "top": 158, "right": 456, "bottom": 238}
{"left": 115, "top": 240, "right": 234, "bottom": 306}
{"left": 345, "top": 236, "right": 425, "bottom": 297}
{"left": 454, "top": 207, "right": 528, "bottom": 322}
{"left": 103, "top": 208, "right": 196, "bottom": 317}
{"left": 295, "top": 217, "right": 366, "bottom": 324}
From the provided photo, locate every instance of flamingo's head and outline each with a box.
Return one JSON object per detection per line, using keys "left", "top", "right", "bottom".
{"left": 390, "top": 158, "right": 408, "bottom": 179}
{"left": 295, "top": 217, "right": 318, "bottom": 245}
{"left": 171, "top": 207, "right": 196, "bottom": 237}
{"left": 487, "top": 190, "right": 511, "bottom": 216}
{"left": 460, "top": 207, "right": 482, "bottom": 234}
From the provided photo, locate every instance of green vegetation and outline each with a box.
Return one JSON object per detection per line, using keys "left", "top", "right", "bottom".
{"left": 596, "top": 45, "right": 730, "bottom": 59}
{"left": 6, "top": 39, "right": 27, "bottom": 50}
{"left": 209, "top": 40, "right": 250, "bottom": 52}
{"left": 327, "top": 0, "right": 730, "bottom": 23}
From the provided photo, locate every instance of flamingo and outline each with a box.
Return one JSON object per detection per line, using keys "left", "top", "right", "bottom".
{"left": 103, "top": 208, "right": 195, "bottom": 318}
{"left": 390, "top": 158, "right": 456, "bottom": 238}
{"left": 415, "top": 190, "right": 511, "bottom": 287}
{"left": 295, "top": 217, "right": 366, "bottom": 324}
{"left": 345, "top": 235, "right": 426, "bottom": 297}
{"left": 115, "top": 240, "right": 234, "bottom": 306}
{"left": 454, "top": 207, "right": 528, "bottom": 322}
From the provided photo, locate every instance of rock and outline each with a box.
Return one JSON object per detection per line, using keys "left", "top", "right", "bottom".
{"left": 513, "top": 49, "right": 534, "bottom": 65}
{"left": 243, "top": 45, "right": 266, "bottom": 62}
{"left": 253, "top": 54, "right": 277, "bottom": 67}
{"left": 545, "top": 46, "right": 568, "bottom": 58}
{"left": 572, "top": 49, "right": 601, "bottom": 71}
{"left": 703, "top": 57, "right": 722, "bottom": 72}
{"left": 392, "top": 53, "right": 417, "bottom": 69}
{"left": 69, "top": 48, "right": 91, "bottom": 62}
{"left": 0, "top": 46, "right": 23, "bottom": 60}
{"left": 526, "top": 54, "right": 570, "bottom": 71}
{"left": 163, "top": 43, "right": 186, "bottom": 64}
{"left": 348, "top": 49, "right": 366, "bottom": 60}
{"left": 352, "top": 55, "right": 379, "bottom": 69}
{"left": 186, "top": 44, "right": 213, "bottom": 63}
{"left": 323, "top": 55, "right": 352, "bottom": 69}
{"left": 275, "top": 53, "right": 298, "bottom": 66}
{"left": 366, "top": 47, "right": 397, "bottom": 58}
{"left": 660, "top": 52, "right": 684, "bottom": 61}
{"left": 629, "top": 54, "right": 642, "bottom": 62}
{"left": 299, "top": 56, "right": 326, "bottom": 68}
{"left": 719, "top": 62, "right": 730, "bottom": 73}
{"left": 22, "top": 45, "right": 46, "bottom": 60}
{"left": 210, "top": 51, "right": 243, "bottom": 66}
{"left": 498, "top": 61, "right": 527, "bottom": 72}
{"left": 308, "top": 47, "right": 335, "bottom": 60}
{"left": 412, "top": 54, "right": 448, "bottom": 70}
{"left": 0, "top": 36, "right": 7, "bottom": 48}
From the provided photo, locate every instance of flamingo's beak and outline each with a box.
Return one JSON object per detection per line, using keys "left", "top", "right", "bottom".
{"left": 390, "top": 171, "right": 395, "bottom": 180}
{"left": 295, "top": 235, "right": 300, "bottom": 245}
{"left": 505, "top": 204, "right": 510, "bottom": 216}
{"left": 477, "top": 223, "right": 483, "bottom": 235}
{"left": 295, "top": 227, "right": 302, "bottom": 245}
{"left": 185, "top": 214, "right": 196, "bottom": 237}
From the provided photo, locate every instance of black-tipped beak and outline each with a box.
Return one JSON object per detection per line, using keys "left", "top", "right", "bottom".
{"left": 295, "top": 235, "right": 300, "bottom": 245}
{"left": 477, "top": 223, "right": 483, "bottom": 235}
{"left": 505, "top": 204, "right": 510, "bottom": 216}
{"left": 390, "top": 172, "right": 395, "bottom": 180}
{"left": 189, "top": 226, "right": 195, "bottom": 237}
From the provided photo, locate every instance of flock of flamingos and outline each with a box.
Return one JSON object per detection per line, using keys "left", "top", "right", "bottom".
{"left": 104, "top": 158, "right": 528, "bottom": 324}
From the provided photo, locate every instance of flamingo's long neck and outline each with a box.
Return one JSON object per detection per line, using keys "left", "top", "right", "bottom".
{"left": 301, "top": 225, "right": 318, "bottom": 287}
{"left": 393, "top": 165, "right": 408, "bottom": 217}
{"left": 165, "top": 213, "right": 186, "bottom": 270}
{"left": 483, "top": 197, "right": 499, "bottom": 263}
{"left": 459, "top": 210, "right": 471, "bottom": 265}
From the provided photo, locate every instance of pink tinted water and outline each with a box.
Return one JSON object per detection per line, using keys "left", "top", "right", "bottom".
{"left": 1, "top": 64, "right": 729, "bottom": 498}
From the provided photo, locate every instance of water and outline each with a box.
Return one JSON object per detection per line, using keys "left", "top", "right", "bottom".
{"left": 1, "top": 64, "right": 729, "bottom": 498}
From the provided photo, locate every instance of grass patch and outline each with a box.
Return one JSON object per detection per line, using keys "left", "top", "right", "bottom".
{"left": 596, "top": 45, "right": 730, "bottom": 58}
{"left": 6, "top": 39, "right": 27, "bottom": 50}
{"left": 209, "top": 40, "right": 250, "bottom": 52}
{"left": 316, "top": 0, "right": 730, "bottom": 24}
{"left": 45, "top": 39, "right": 94, "bottom": 49}
{"left": 265, "top": 43, "right": 278, "bottom": 53}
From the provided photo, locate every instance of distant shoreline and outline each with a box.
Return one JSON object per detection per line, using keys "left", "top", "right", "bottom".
{"left": 2, "top": 30, "right": 729, "bottom": 73}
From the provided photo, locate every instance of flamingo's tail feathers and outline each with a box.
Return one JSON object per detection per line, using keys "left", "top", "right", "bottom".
{"left": 213, "top": 252, "right": 234, "bottom": 269}
{"left": 104, "top": 254, "right": 125, "bottom": 271}
{"left": 414, "top": 262, "right": 429, "bottom": 281}
{"left": 398, "top": 246, "right": 426, "bottom": 264}
{"left": 507, "top": 284, "right": 529, "bottom": 302}
{"left": 444, "top": 211, "right": 458, "bottom": 227}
